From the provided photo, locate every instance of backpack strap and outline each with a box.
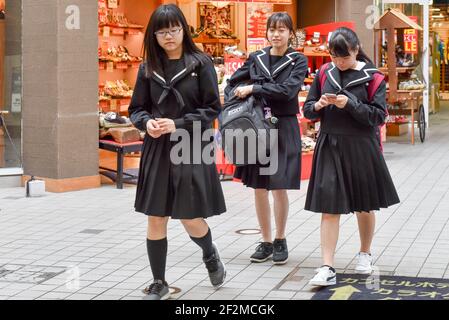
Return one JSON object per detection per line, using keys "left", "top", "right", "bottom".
{"left": 318, "top": 62, "right": 331, "bottom": 92}
{"left": 368, "top": 72, "right": 387, "bottom": 153}
{"left": 367, "top": 72, "right": 385, "bottom": 103}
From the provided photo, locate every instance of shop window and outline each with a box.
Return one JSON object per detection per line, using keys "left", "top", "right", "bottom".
{"left": 0, "top": 0, "right": 22, "bottom": 170}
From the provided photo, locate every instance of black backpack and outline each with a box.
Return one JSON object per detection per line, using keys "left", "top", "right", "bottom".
{"left": 218, "top": 88, "right": 278, "bottom": 166}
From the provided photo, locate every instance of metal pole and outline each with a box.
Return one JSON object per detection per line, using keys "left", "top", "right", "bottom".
{"left": 422, "top": 0, "right": 430, "bottom": 127}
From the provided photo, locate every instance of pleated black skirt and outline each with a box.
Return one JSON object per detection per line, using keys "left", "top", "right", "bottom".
{"left": 234, "top": 115, "right": 302, "bottom": 190}
{"left": 134, "top": 133, "right": 227, "bottom": 219}
{"left": 305, "top": 133, "right": 400, "bottom": 214}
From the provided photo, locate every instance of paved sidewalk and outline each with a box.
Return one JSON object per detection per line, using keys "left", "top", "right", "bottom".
{"left": 1, "top": 107, "right": 449, "bottom": 300}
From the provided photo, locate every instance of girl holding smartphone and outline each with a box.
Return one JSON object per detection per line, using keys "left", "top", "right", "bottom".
{"left": 303, "top": 27, "right": 400, "bottom": 286}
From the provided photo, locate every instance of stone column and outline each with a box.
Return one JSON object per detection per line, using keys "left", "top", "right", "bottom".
{"left": 336, "top": 0, "right": 376, "bottom": 61}
{"left": 22, "top": 0, "right": 100, "bottom": 192}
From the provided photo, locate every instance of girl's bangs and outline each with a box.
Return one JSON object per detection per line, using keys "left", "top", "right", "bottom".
{"left": 153, "top": 8, "right": 182, "bottom": 31}
{"left": 267, "top": 15, "right": 290, "bottom": 30}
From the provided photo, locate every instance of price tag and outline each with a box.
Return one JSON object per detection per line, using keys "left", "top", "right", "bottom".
{"left": 11, "top": 94, "right": 22, "bottom": 113}
{"left": 112, "top": 28, "right": 125, "bottom": 36}
{"left": 116, "top": 62, "right": 127, "bottom": 70}
{"left": 103, "top": 26, "right": 110, "bottom": 37}
{"left": 110, "top": 99, "right": 117, "bottom": 111}
{"left": 106, "top": 61, "right": 114, "bottom": 72}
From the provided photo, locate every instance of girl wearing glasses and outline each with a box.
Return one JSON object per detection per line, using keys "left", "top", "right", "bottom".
{"left": 128, "top": 4, "right": 227, "bottom": 300}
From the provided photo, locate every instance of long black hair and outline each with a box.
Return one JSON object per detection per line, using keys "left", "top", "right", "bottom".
{"left": 143, "top": 4, "right": 205, "bottom": 75}
{"left": 328, "top": 27, "right": 373, "bottom": 64}
{"left": 266, "top": 12, "right": 295, "bottom": 46}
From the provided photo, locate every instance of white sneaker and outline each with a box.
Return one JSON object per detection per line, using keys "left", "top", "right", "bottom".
{"left": 354, "top": 252, "right": 373, "bottom": 274}
{"left": 309, "top": 266, "right": 337, "bottom": 287}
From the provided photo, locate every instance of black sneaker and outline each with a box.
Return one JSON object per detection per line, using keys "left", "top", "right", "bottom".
{"left": 203, "top": 242, "right": 226, "bottom": 289}
{"left": 142, "top": 279, "right": 170, "bottom": 300}
{"left": 250, "top": 242, "right": 273, "bottom": 263}
{"left": 272, "top": 238, "right": 288, "bottom": 265}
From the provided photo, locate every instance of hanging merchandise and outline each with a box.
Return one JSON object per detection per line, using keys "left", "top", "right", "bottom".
{"left": 97, "top": 0, "right": 145, "bottom": 115}
{"left": 194, "top": 2, "right": 239, "bottom": 57}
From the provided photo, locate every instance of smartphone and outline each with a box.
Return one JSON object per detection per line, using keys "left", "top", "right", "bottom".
{"left": 324, "top": 93, "right": 337, "bottom": 98}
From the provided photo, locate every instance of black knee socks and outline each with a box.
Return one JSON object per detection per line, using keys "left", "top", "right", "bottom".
{"left": 190, "top": 228, "right": 214, "bottom": 258}
{"left": 146, "top": 238, "right": 167, "bottom": 282}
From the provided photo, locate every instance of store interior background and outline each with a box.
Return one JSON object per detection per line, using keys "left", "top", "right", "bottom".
{"left": 2, "top": 0, "right": 449, "bottom": 190}
{"left": 98, "top": 0, "right": 378, "bottom": 189}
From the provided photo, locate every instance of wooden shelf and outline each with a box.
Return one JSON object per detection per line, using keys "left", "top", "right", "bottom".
{"left": 387, "top": 89, "right": 424, "bottom": 94}
{"left": 99, "top": 97, "right": 131, "bottom": 114}
{"left": 379, "top": 66, "right": 416, "bottom": 74}
{"left": 193, "top": 37, "right": 240, "bottom": 45}
{"left": 99, "top": 25, "right": 143, "bottom": 34}
{"left": 303, "top": 51, "right": 330, "bottom": 57}
{"left": 99, "top": 61, "right": 141, "bottom": 71}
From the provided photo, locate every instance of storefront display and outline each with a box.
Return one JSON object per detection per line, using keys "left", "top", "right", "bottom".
{"left": 98, "top": 0, "right": 145, "bottom": 116}
{"left": 375, "top": 8, "right": 426, "bottom": 144}
{"left": 193, "top": 2, "right": 239, "bottom": 57}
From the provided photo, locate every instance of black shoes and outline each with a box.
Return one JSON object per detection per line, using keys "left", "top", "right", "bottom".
{"left": 250, "top": 242, "right": 274, "bottom": 262}
{"left": 273, "top": 238, "right": 288, "bottom": 265}
{"left": 250, "top": 239, "right": 288, "bottom": 264}
{"left": 203, "top": 242, "right": 226, "bottom": 289}
{"left": 142, "top": 279, "right": 170, "bottom": 300}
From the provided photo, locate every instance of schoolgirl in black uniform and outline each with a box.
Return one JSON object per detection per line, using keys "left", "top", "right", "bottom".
{"left": 128, "top": 4, "right": 227, "bottom": 299}
{"left": 303, "top": 27, "right": 400, "bottom": 286}
{"left": 226, "top": 13, "right": 308, "bottom": 265}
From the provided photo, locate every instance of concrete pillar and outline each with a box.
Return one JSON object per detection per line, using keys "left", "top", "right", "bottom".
{"left": 22, "top": 0, "right": 100, "bottom": 192}
{"left": 336, "top": 0, "right": 376, "bottom": 61}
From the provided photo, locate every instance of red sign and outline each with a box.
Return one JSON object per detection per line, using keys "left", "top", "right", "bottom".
{"left": 247, "top": 4, "right": 272, "bottom": 38}
{"left": 225, "top": 58, "right": 245, "bottom": 76}
{"left": 404, "top": 16, "right": 418, "bottom": 54}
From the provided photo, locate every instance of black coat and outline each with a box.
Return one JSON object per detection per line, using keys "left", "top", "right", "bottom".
{"left": 226, "top": 47, "right": 308, "bottom": 116}
{"left": 303, "top": 62, "right": 399, "bottom": 214}
{"left": 227, "top": 47, "right": 308, "bottom": 190}
{"left": 128, "top": 54, "right": 226, "bottom": 219}
{"left": 129, "top": 54, "right": 221, "bottom": 132}
{"left": 303, "top": 61, "right": 388, "bottom": 137}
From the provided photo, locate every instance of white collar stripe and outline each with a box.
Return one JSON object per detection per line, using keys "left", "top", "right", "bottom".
{"left": 345, "top": 69, "right": 377, "bottom": 88}
{"left": 171, "top": 68, "right": 187, "bottom": 83}
{"left": 327, "top": 63, "right": 342, "bottom": 90}
{"left": 153, "top": 71, "right": 166, "bottom": 84}
{"left": 256, "top": 50, "right": 271, "bottom": 76}
{"left": 273, "top": 52, "right": 298, "bottom": 75}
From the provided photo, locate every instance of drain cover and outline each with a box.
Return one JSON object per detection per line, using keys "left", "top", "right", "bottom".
{"left": 235, "top": 229, "right": 261, "bottom": 235}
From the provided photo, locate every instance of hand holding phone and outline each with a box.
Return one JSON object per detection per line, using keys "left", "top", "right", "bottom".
{"left": 324, "top": 93, "right": 338, "bottom": 106}
{"left": 315, "top": 93, "right": 334, "bottom": 111}
{"left": 324, "top": 93, "right": 337, "bottom": 99}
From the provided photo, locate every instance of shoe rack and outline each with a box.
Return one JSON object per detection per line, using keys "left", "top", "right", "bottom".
{"left": 98, "top": 0, "right": 158, "bottom": 115}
